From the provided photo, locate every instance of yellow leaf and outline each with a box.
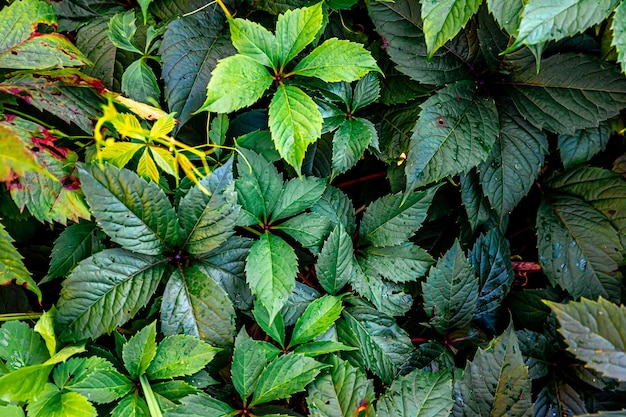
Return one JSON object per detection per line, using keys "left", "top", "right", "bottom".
{"left": 111, "top": 113, "right": 146, "bottom": 140}
{"left": 100, "top": 142, "right": 143, "bottom": 168}
{"left": 0, "top": 124, "right": 56, "bottom": 182}
{"left": 150, "top": 113, "right": 176, "bottom": 139}
{"left": 138, "top": 149, "right": 160, "bottom": 183}
{"left": 114, "top": 95, "right": 170, "bottom": 120}
{"left": 150, "top": 146, "right": 177, "bottom": 177}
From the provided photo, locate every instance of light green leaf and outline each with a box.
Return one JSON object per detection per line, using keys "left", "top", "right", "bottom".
{"left": 107, "top": 11, "right": 143, "bottom": 54}
{"left": 55, "top": 357, "right": 133, "bottom": 403}
{"left": 486, "top": 0, "right": 523, "bottom": 34}
{"left": 34, "top": 309, "right": 57, "bottom": 357}
{"left": 377, "top": 369, "right": 454, "bottom": 417}
{"left": 307, "top": 355, "right": 375, "bottom": 416}
{"left": 111, "top": 394, "right": 150, "bottom": 417}
{"left": 246, "top": 232, "right": 298, "bottom": 323}
{"left": 232, "top": 328, "right": 276, "bottom": 402}
{"left": 253, "top": 302, "right": 286, "bottom": 347}
{"left": 508, "top": 0, "right": 619, "bottom": 51}
{"left": 250, "top": 353, "right": 329, "bottom": 406}
{"left": 0, "top": 321, "right": 49, "bottom": 370}
{"left": 123, "top": 321, "right": 157, "bottom": 379}
{"left": 0, "top": 123, "right": 50, "bottom": 183}
{"left": 55, "top": 248, "right": 165, "bottom": 342}
{"left": 163, "top": 393, "right": 236, "bottom": 417}
{"left": 275, "top": 212, "right": 332, "bottom": 253}
{"left": 0, "top": 222, "right": 41, "bottom": 302}
{"left": 271, "top": 176, "right": 327, "bottom": 221}
{"left": 612, "top": 1, "right": 626, "bottom": 74}
{"left": 315, "top": 223, "right": 354, "bottom": 294}
{"left": 290, "top": 295, "right": 344, "bottom": 347}
{"left": 455, "top": 325, "right": 532, "bottom": 416}
{"left": 0, "top": 362, "right": 54, "bottom": 402}
{"left": 276, "top": 2, "right": 323, "bottom": 65}
{"left": 0, "top": 404, "right": 24, "bottom": 417}
{"left": 198, "top": 54, "right": 272, "bottom": 114}
{"left": 558, "top": 123, "right": 611, "bottom": 170}
{"left": 421, "top": 0, "right": 482, "bottom": 58}
{"left": 229, "top": 17, "right": 278, "bottom": 69}
{"left": 422, "top": 240, "right": 479, "bottom": 334}
{"left": 161, "top": 266, "right": 236, "bottom": 348}
{"left": 78, "top": 163, "right": 179, "bottom": 255}
{"left": 147, "top": 335, "right": 219, "bottom": 380}
{"left": 293, "top": 39, "right": 380, "bottom": 82}
{"left": 509, "top": 53, "right": 626, "bottom": 134}
{"left": 337, "top": 305, "right": 414, "bottom": 384}
{"left": 45, "top": 222, "right": 104, "bottom": 282}
{"left": 269, "top": 84, "right": 323, "bottom": 174}
{"left": 122, "top": 58, "right": 161, "bottom": 106}
{"left": 359, "top": 186, "right": 438, "bottom": 247}
{"left": 236, "top": 149, "right": 284, "bottom": 224}
{"left": 331, "top": 118, "right": 373, "bottom": 178}
{"left": 26, "top": 384, "right": 97, "bottom": 417}
{"left": 546, "top": 297, "right": 626, "bottom": 381}
{"left": 405, "top": 80, "right": 499, "bottom": 191}
{"left": 293, "top": 340, "right": 357, "bottom": 357}
{"left": 361, "top": 243, "right": 434, "bottom": 283}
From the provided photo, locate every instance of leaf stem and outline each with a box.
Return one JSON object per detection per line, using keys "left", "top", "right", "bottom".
{"left": 3, "top": 108, "right": 53, "bottom": 129}
{"left": 140, "top": 374, "right": 163, "bottom": 417}
{"left": 0, "top": 312, "right": 42, "bottom": 322}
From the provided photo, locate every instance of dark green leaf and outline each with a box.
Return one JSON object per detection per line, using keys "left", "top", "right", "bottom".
{"left": 152, "top": 380, "right": 198, "bottom": 411}
{"left": 236, "top": 149, "right": 283, "bottom": 224}
{"left": 55, "top": 248, "right": 165, "bottom": 342}
{"left": 253, "top": 302, "right": 286, "bottom": 346}
{"left": 275, "top": 2, "right": 323, "bottom": 66}
{"left": 331, "top": 118, "right": 373, "bottom": 178}
{"left": 421, "top": 0, "right": 481, "bottom": 58}
{"left": 0, "top": 222, "right": 41, "bottom": 302}
{"left": 311, "top": 185, "right": 356, "bottom": 236}
{"left": 271, "top": 176, "right": 326, "bottom": 221}
{"left": 274, "top": 212, "right": 332, "bottom": 253}
{"left": 163, "top": 393, "right": 236, "bottom": 417}
{"left": 0, "top": 321, "right": 49, "bottom": 369}
{"left": 78, "top": 163, "right": 179, "bottom": 255}
{"left": 290, "top": 295, "right": 344, "bottom": 347}
{"left": 45, "top": 222, "right": 104, "bottom": 282}
{"left": 316, "top": 223, "right": 354, "bottom": 294}
{"left": 612, "top": 1, "right": 626, "bottom": 74}
{"left": 533, "top": 378, "right": 587, "bottom": 417}
{"left": 229, "top": 17, "right": 278, "bottom": 68}
{"left": 558, "top": 122, "right": 611, "bottom": 170}
{"left": 352, "top": 72, "right": 380, "bottom": 111}
{"left": 460, "top": 171, "right": 492, "bottom": 233}
{"left": 516, "top": 330, "right": 557, "bottom": 380}
{"left": 361, "top": 243, "right": 434, "bottom": 283}
{"left": 231, "top": 328, "right": 278, "bottom": 401}
{"left": 122, "top": 321, "right": 157, "bottom": 379}
{"left": 122, "top": 58, "right": 161, "bottom": 106}
{"left": 147, "top": 335, "right": 219, "bottom": 380}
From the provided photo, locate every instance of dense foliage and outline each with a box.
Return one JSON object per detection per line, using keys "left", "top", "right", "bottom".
{"left": 2, "top": 0, "right": 626, "bottom": 415}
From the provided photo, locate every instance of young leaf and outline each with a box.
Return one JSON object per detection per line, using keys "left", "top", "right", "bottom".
{"left": 45, "top": 222, "right": 104, "bottom": 282}
{"left": 34, "top": 309, "right": 56, "bottom": 357}
{"left": 178, "top": 159, "right": 240, "bottom": 254}
{"left": 270, "top": 176, "right": 326, "bottom": 221}
{"left": 307, "top": 355, "right": 375, "bottom": 416}
{"left": 331, "top": 118, "right": 373, "bottom": 177}
{"left": 558, "top": 123, "right": 610, "bottom": 170}
{"left": 612, "top": 1, "right": 626, "bottom": 74}
{"left": 275, "top": 2, "right": 323, "bottom": 66}
{"left": 236, "top": 149, "right": 283, "bottom": 224}
{"left": 55, "top": 357, "right": 133, "bottom": 403}
{"left": 160, "top": 266, "right": 236, "bottom": 348}
{"left": 405, "top": 80, "right": 499, "bottom": 191}
{"left": 0, "top": 222, "right": 41, "bottom": 302}
{"left": 245, "top": 232, "right": 298, "bottom": 323}
{"left": 0, "top": 321, "right": 49, "bottom": 369}
{"left": 422, "top": 240, "right": 479, "bottom": 334}
{"left": 0, "top": 363, "right": 55, "bottom": 402}
{"left": 377, "top": 369, "right": 454, "bottom": 417}
{"left": 232, "top": 328, "right": 277, "bottom": 402}
{"left": 26, "top": 384, "right": 97, "bottom": 417}
{"left": 163, "top": 393, "right": 236, "bottom": 416}
{"left": 253, "top": 302, "right": 286, "bottom": 347}
{"left": 55, "top": 249, "right": 166, "bottom": 342}
{"left": 78, "top": 163, "right": 179, "bottom": 255}
{"left": 290, "top": 295, "right": 344, "bottom": 347}
{"left": 421, "top": 0, "right": 482, "bottom": 58}
{"left": 122, "top": 58, "right": 161, "bottom": 106}
{"left": 455, "top": 325, "right": 532, "bottom": 416}
{"left": 546, "top": 297, "right": 626, "bottom": 381}
{"left": 122, "top": 321, "right": 157, "bottom": 379}
{"left": 198, "top": 54, "right": 272, "bottom": 114}
{"left": 269, "top": 84, "right": 323, "bottom": 173}
{"left": 110, "top": 394, "right": 150, "bottom": 417}
{"left": 147, "top": 335, "right": 219, "bottom": 380}
{"left": 315, "top": 223, "right": 354, "bottom": 294}
{"left": 0, "top": 404, "right": 24, "bottom": 417}
{"left": 107, "top": 11, "right": 143, "bottom": 55}
{"left": 249, "top": 353, "right": 329, "bottom": 407}
{"left": 292, "top": 340, "right": 357, "bottom": 357}
{"left": 229, "top": 17, "right": 278, "bottom": 69}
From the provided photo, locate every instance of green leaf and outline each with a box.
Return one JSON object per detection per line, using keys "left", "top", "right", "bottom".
{"left": 276, "top": 2, "right": 323, "bottom": 66}
{"left": 275, "top": 212, "right": 332, "bottom": 253}
{"left": 421, "top": 0, "right": 481, "bottom": 58}
{"left": 236, "top": 149, "right": 283, "bottom": 224}
{"left": 232, "top": 328, "right": 276, "bottom": 402}
{"left": 0, "top": 321, "right": 49, "bottom": 369}
{"left": 516, "top": 330, "right": 557, "bottom": 380}
{"left": 122, "top": 58, "right": 161, "bottom": 106}
{"left": 78, "top": 163, "right": 179, "bottom": 255}
{"left": 331, "top": 118, "right": 373, "bottom": 178}
{"left": 486, "top": 0, "right": 523, "bottom": 35}
{"left": 107, "top": 11, "right": 143, "bottom": 54}
{"left": 405, "top": 80, "right": 499, "bottom": 191}
{"left": 558, "top": 123, "right": 610, "bottom": 170}
{"left": 290, "top": 295, "right": 344, "bottom": 347}
{"left": 253, "top": 302, "right": 286, "bottom": 346}
{"left": 55, "top": 357, "right": 133, "bottom": 403}
{"left": 293, "top": 39, "right": 380, "bottom": 82}
{"left": 160, "top": 266, "right": 236, "bottom": 348}
{"left": 123, "top": 321, "right": 157, "bottom": 379}
{"left": 533, "top": 378, "right": 587, "bottom": 417}
{"left": 55, "top": 248, "right": 165, "bottom": 342}
{"left": 271, "top": 176, "right": 326, "bottom": 221}
{"left": 163, "top": 393, "right": 236, "bottom": 417}
{"left": 460, "top": 171, "right": 492, "bottom": 233}
{"left": 199, "top": 54, "right": 272, "bottom": 114}
{"left": 337, "top": 305, "right": 414, "bottom": 384}
{"left": 147, "top": 334, "right": 219, "bottom": 380}
{"left": 160, "top": 12, "right": 234, "bottom": 127}
{"left": 361, "top": 243, "right": 434, "bottom": 283}
{"left": 377, "top": 369, "right": 454, "bottom": 417}
{"left": 455, "top": 325, "right": 532, "bottom": 416}
{"left": 229, "top": 17, "right": 278, "bottom": 69}
{"left": 366, "top": 0, "right": 472, "bottom": 86}
{"left": 537, "top": 194, "right": 623, "bottom": 301}
{"left": 352, "top": 72, "right": 380, "bottom": 112}
{"left": 0, "top": 222, "right": 41, "bottom": 302}
{"left": 315, "top": 223, "right": 354, "bottom": 294}
{"left": 292, "top": 340, "right": 357, "bottom": 357}
{"left": 250, "top": 353, "right": 329, "bottom": 406}
{"left": 152, "top": 380, "right": 198, "bottom": 410}
{"left": 307, "top": 355, "right": 375, "bottom": 416}
{"left": 34, "top": 309, "right": 57, "bottom": 357}
{"left": 269, "top": 84, "right": 323, "bottom": 174}
{"left": 0, "top": 123, "right": 50, "bottom": 183}
{"left": 509, "top": 53, "right": 626, "bottom": 134}
{"left": 45, "top": 222, "right": 104, "bottom": 282}
{"left": 359, "top": 186, "right": 438, "bottom": 247}
{"left": 0, "top": 404, "right": 24, "bottom": 417}
{"left": 422, "top": 240, "right": 479, "bottom": 334}
{"left": 0, "top": 362, "right": 54, "bottom": 402}
{"left": 479, "top": 102, "right": 548, "bottom": 220}
{"left": 245, "top": 232, "right": 298, "bottom": 323}
{"left": 311, "top": 185, "right": 356, "bottom": 236}
{"left": 26, "top": 384, "right": 97, "bottom": 417}
{"left": 179, "top": 160, "right": 240, "bottom": 254}
{"left": 508, "top": 0, "right": 619, "bottom": 51}
{"left": 546, "top": 297, "right": 626, "bottom": 381}
{"left": 110, "top": 394, "right": 150, "bottom": 417}
{"left": 612, "top": 1, "right": 626, "bottom": 74}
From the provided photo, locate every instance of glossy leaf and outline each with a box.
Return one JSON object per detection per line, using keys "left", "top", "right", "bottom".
{"left": 271, "top": 176, "right": 326, "bottom": 221}
{"left": 558, "top": 122, "right": 610, "bottom": 170}
{"left": 122, "top": 321, "right": 157, "bottom": 379}
{"left": 352, "top": 72, "right": 380, "bottom": 112}
{"left": 110, "top": 394, "right": 150, "bottom": 417}
{"left": 290, "top": 295, "right": 344, "bottom": 347}
{"left": 55, "top": 357, "right": 133, "bottom": 403}
{"left": 0, "top": 222, "right": 41, "bottom": 302}
{"left": 229, "top": 17, "right": 278, "bottom": 68}
{"left": 122, "top": 58, "right": 160, "bottom": 106}
{"left": 45, "top": 222, "right": 104, "bottom": 282}
{"left": 331, "top": 118, "right": 373, "bottom": 178}
{"left": 315, "top": 223, "right": 354, "bottom": 294}
{"left": 147, "top": 334, "right": 219, "bottom": 380}
{"left": 232, "top": 328, "right": 275, "bottom": 401}
{"left": 236, "top": 149, "right": 283, "bottom": 224}
{"left": 275, "top": 2, "right": 323, "bottom": 65}
{"left": 163, "top": 393, "right": 236, "bottom": 417}
{"left": 253, "top": 302, "right": 286, "bottom": 347}
{"left": 421, "top": 0, "right": 481, "bottom": 58}
{"left": 26, "top": 384, "right": 97, "bottom": 417}
{"left": 292, "top": 340, "right": 357, "bottom": 357}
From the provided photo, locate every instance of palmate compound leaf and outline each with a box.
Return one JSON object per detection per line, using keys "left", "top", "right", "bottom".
{"left": 453, "top": 325, "right": 532, "bottom": 417}
{"left": 307, "top": 355, "right": 375, "bottom": 417}
{"left": 546, "top": 297, "right": 626, "bottom": 381}
{"left": 0, "top": 222, "right": 42, "bottom": 302}
{"left": 160, "top": 265, "right": 236, "bottom": 348}
{"left": 421, "top": 0, "right": 482, "bottom": 58}
{"left": 78, "top": 163, "right": 180, "bottom": 255}
{"left": 269, "top": 84, "right": 323, "bottom": 174}
{"left": 229, "top": 16, "right": 278, "bottom": 69}
{"left": 508, "top": 53, "right": 626, "bottom": 134}
{"left": 236, "top": 149, "right": 283, "bottom": 225}
{"left": 377, "top": 369, "right": 454, "bottom": 417}
{"left": 537, "top": 193, "right": 623, "bottom": 302}
{"left": 405, "top": 80, "right": 499, "bottom": 193}
{"left": 55, "top": 248, "right": 166, "bottom": 342}
{"left": 245, "top": 232, "right": 298, "bottom": 323}
{"left": 122, "top": 321, "right": 157, "bottom": 379}
{"left": 146, "top": 334, "right": 219, "bottom": 380}
{"left": 422, "top": 240, "right": 479, "bottom": 334}
{"left": 478, "top": 101, "right": 548, "bottom": 220}
{"left": 160, "top": 11, "right": 235, "bottom": 127}
{"left": 290, "top": 295, "right": 344, "bottom": 347}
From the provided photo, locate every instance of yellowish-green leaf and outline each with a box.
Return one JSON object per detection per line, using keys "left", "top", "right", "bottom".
{"left": 0, "top": 123, "right": 54, "bottom": 182}
{"left": 150, "top": 147, "right": 177, "bottom": 177}
{"left": 99, "top": 142, "right": 143, "bottom": 168}
{"left": 0, "top": 222, "right": 42, "bottom": 302}
{"left": 421, "top": 0, "right": 482, "bottom": 58}
{"left": 34, "top": 308, "right": 57, "bottom": 357}
{"left": 137, "top": 149, "right": 160, "bottom": 183}
{"left": 276, "top": 2, "right": 324, "bottom": 66}
{"left": 112, "top": 113, "right": 146, "bottom": 140}
{"left": 150, "top": 113, "right": 176, "bottom": 139}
